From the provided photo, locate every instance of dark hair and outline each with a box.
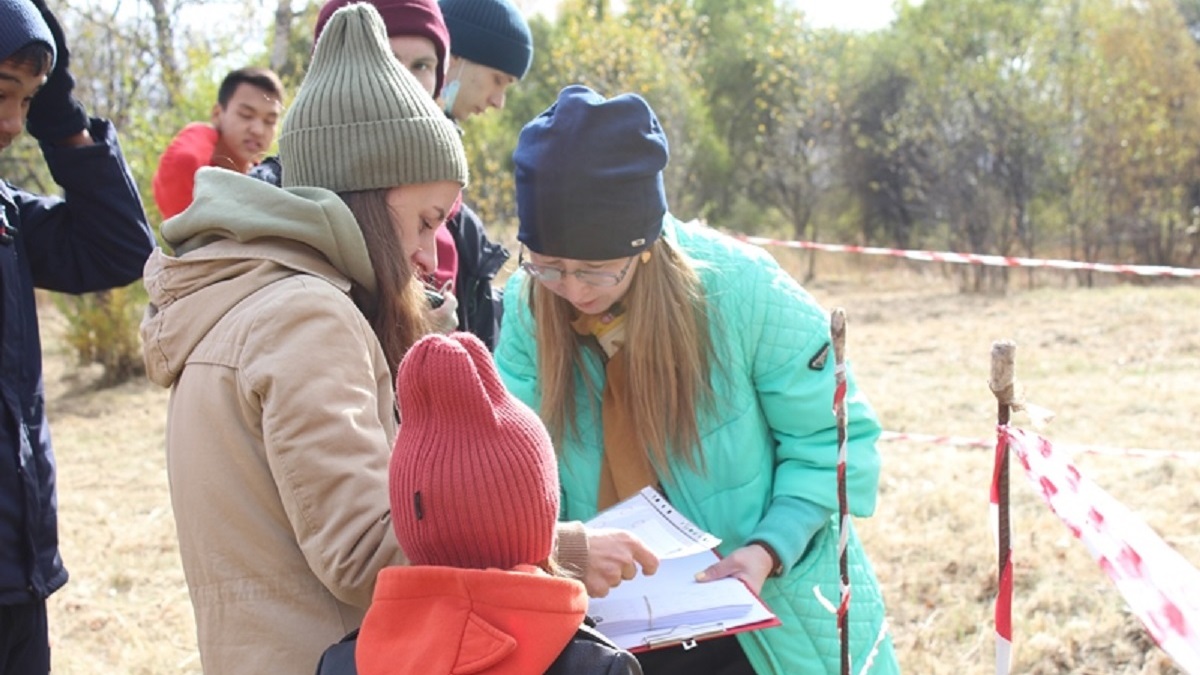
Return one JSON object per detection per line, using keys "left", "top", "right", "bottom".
{"left": 217, "top": 67, "right": 285, "bottom": 108}
{"left": 338, "top": 189, "right": 431, "bottom": 377}
{"left": 3, "top": 42, "right": 53, "bottom": 77}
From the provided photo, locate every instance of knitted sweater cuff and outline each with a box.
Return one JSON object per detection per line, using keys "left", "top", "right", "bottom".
{"left": 554, "top": 520, "right": 590, "bottom": 579}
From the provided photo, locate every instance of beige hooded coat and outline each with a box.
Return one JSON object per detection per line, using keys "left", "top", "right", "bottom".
{"left": 141, "top": 169, "right": 404, "bottom": 674}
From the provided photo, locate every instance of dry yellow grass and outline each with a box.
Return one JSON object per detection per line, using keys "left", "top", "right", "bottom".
{"left": 38, "top": 251, "right": 1200, "bottom": 674}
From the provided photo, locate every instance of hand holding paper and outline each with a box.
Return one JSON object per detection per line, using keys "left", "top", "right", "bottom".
{"left": 694, "top": 543, "right": 775, "bottom": 595}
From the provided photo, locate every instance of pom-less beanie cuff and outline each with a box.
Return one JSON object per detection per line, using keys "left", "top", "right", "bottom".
{"left": 440, "top": 0, "right": 533, "bottom": 79}
{"left": 282, "top": 118, "right": 466, "bottom": 193}
{"left": 517, "top": 174, "right": 666, "bottom": 260}
{"left": 0, "top": 0, "right": 56, "bottom": 68}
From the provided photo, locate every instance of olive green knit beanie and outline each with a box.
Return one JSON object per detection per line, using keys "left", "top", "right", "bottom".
{"left": 280, "top": 2, "right": 468, "bottom": 192}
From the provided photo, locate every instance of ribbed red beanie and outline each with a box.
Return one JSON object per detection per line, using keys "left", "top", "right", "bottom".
{"left": 315, "top": 0, "right": 450, "bottom": 97}
{"left": 391, "top": 332, "right": 559, "bottom": 569}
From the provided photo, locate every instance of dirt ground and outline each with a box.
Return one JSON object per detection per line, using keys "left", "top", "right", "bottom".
{"left": 38, "top": 251, "right": 1200, "bottom": 674}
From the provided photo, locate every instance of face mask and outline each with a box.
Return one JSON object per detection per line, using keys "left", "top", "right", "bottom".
{"left": 441, "top": 61, "right": 468, "bottom": 117}
{"left": 441, "top": 79, "right": 460, "bottom": 116}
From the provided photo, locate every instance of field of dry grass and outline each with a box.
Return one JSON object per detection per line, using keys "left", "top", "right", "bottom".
{"left": 38, "top": 251, "right": 1200, "bottom": 674}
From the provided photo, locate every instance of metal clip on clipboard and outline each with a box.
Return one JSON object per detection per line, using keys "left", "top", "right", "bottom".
{"left": 642, "top": 621, "right": 728, "bottom": 650}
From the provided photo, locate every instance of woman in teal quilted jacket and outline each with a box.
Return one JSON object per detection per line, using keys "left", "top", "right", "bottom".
{"left": 494, "top": 85, "right": 900, "bottom": 674}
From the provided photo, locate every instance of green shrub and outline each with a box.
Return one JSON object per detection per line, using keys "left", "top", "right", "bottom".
{"left": 52, "top": 283, "right": 147, "bottom": 387}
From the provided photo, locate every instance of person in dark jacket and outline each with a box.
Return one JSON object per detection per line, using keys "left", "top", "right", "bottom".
{"left": 444, "top": 200, "right": 507, "bottom": 348}
{"left": 0, "top": 0, "right": 155, "bottom": 672}
{"left": 315, "top": 331, "right": 641, "bottom": 675}
{"left": 437, "top": 0, "right": 531, "bottom": 123}
{"left": 428, "top": 0, "right": 538, "bottom": 349}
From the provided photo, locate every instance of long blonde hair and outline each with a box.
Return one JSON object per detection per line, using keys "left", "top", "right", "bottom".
{"left": 339, "top": 189, "right": 431, "bottom": 376}
{"left": 529, "top": 238, "right": 715, "bottom": 473}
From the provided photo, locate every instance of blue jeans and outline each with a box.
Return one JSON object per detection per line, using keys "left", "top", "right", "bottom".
{"left": 0, "top": 600, "right": 49, "bottom": 675}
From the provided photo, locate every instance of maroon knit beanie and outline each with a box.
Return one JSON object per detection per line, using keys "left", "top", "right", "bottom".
{"left": 390, "top": 332, "right": 559, "bottom": 569}
{"left": 315, "top": 0, "right": 450, "bottom": 97}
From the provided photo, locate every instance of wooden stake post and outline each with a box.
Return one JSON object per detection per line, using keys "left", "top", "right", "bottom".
{"left": 989, "top": 341, "right": 1017, "bottom": 674}
{"left": 831, "top": 309, "right": 851, "bottom": 675}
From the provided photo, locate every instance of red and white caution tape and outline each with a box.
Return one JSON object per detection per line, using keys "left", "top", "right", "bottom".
{"left": 881, "top": 431, "right": 993, "bottom": 449}
{"left": 733, "top": 233, "right": 1200, "bottom": 279}
{"left": 880, "top": 430, "right": 1200, "bottom": 461}
{"left": 1004, "top": 426, "right": 1200, "bottom": 673}
{"left": 990, "top": 434, "right": 1015, "bottom": 674}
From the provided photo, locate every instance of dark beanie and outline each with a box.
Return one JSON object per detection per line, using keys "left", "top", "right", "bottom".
{"left": 315, "top": 0, "right": 451, "bottom": 98}
{"left": 514, "top": 85, "right": 668, "bottom": 261}
{"left": 439, "top": 0, "right": 532, "bottom": 79}
{"left": 0, "top": 0, "right": 55, "bottom": 68}
{"left": 391, "top": 332, "right": 559, "bottom": 570}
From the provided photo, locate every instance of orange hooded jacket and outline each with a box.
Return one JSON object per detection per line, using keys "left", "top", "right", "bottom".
{"left": 356, "top": 565, "right": 587, "bottom": 674}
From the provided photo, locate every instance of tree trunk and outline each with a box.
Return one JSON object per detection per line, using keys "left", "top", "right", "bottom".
{"left": 146, "top": 0, "right": 180, "bottom": 107}
{"left": 800, "top": 212, "right": 817, "bottom": 283}
{"left": 271, "top": 0, "right": 294, "bottom": 74}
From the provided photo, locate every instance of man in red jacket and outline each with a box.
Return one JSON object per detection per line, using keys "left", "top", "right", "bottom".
{"left": 152, "top": 67, "right": 285, "bottom": 220}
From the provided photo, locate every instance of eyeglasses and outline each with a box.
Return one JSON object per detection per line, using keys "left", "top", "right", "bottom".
{"left": 519, "top": 248, "right": 638, "bottom": 288}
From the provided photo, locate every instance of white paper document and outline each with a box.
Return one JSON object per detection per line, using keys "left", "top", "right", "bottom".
{"left": 584, "top": 486, "right": 720, "bottom": 559}
{"left": 584, "top": 488, "right": 779, "bottom": 651}
{"left": 586, "top": 550, "right": 778, "bottom": 651}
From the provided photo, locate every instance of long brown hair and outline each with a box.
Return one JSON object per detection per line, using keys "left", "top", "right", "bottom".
{"left": 529, "top": 238, "right": 715, "bottom": 474}
{"left": 339, "top": 189, "right": 431, "bottom": 375}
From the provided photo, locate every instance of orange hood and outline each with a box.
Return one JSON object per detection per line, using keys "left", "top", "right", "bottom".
{"left": 357, "top": 565, "right": 588, "bottom": 674}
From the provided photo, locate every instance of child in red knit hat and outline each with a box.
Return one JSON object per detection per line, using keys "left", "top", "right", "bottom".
{"left": 318, "top": 332, "right": 642, "bottom": 675}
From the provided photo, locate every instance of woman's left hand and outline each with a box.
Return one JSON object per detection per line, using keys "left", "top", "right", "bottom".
{"left": 694, "top": 543, "right": 774, "bottom": 595}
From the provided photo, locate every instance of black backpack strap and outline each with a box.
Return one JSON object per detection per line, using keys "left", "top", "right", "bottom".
{"left": 545, "top": 620, "right": 644, "bottom": 675}
{"left": 314, "top": 628, "right": 360, "bottom": 675}
{"left": 575, "top": 619, "right": 620, "bottom": 648}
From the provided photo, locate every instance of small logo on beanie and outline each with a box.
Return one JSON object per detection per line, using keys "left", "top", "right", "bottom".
{"left": 413, "top": 492, "right": 424, "bottom": 520}
{"left": 631, "top": 238, "right": 646, "bottom": 248}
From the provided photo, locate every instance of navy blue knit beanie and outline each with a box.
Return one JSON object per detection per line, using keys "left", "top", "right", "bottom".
{"left": 439, "top": 0, "right": 532, "bottom": 79}
{"left": 0, "top": 0, "right": 55, "bottom": 67}
{"left": 514, "top": 85, "right": 668, "bottom": 261}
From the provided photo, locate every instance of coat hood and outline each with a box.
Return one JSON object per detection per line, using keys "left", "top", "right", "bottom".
{"left": 356, "top": 566, "right": 587, "bottom": 675}
{"left": 141, "top": 169, "right": 377, "bottom": 388}
{"left": 162, "top": 167, "right": 377, "bottom": 294}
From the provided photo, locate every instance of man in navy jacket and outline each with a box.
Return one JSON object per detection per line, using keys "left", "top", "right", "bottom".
{"left": 0, "top": 0, "right": 154, "bottom": 671}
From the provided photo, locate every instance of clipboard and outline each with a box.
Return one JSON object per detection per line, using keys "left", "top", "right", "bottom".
{"left": 587, "top": 548, "right": 782, "bottom": 653}
{"left": 637, "top": 615, "right": 781, "bottom": 652}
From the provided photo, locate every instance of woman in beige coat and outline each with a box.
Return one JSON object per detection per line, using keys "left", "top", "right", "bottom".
{"left": 139, "top": 6, "right": 468, "bottom": 673}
